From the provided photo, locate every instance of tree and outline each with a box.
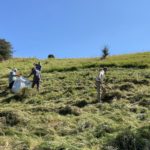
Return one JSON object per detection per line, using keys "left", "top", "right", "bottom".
{"left": 48, "top": 54, "right": 55, "bottom": 59}
{"left": 101, "top": 46, "right": 109, "bottom": 59}
{"left": 0, "top": 39, "right": 13, "bottom": 60}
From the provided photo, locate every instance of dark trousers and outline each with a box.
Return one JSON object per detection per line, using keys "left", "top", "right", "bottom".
{"left": 32, "top": 79, "right": 40, "bottom": 91}
{"left": 9, "top": 81, "right": 15, "bottom": 89}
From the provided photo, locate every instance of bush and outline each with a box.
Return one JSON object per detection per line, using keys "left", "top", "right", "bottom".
{"left": 101, "top": 46, "right": 109, "bottom": 59}
{"left": 0, "top": 39, "right": 13, "bottom": 60}
{"left": 48, "top": 54, "right": 55, "bottom": 58}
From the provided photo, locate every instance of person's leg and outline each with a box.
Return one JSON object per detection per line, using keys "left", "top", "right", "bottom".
{"left": 99, "top": 84, "right": 102, "bottom": 103}
{"left": 96, "top": 80, "right": 101, "bottom": 102}
{"left": 36, "top": 80, "right": 40, "bottom": 91}
{"left": 32, "top": 81, "right": 35, "bottom": 88}
{"left": 102, "top": 84, "right": 106, "bottom": 97}
{"left": 9, "top": 83, "right": 12, "bottom": 89}
{"left": 9, "top": 81, "right": 14, "bottom": 89}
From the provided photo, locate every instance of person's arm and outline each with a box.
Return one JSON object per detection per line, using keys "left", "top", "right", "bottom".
{"left": 28, "top": 69, "right": 34, "bottom": 78}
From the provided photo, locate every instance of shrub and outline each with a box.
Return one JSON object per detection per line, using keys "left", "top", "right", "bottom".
{"left": 101, "top": 46, "right": 109, "bottom": 59}
{"left": 48, "top": 54, "right": 55, "bottom": 58}
{"left": 0, "top": 38, "right": 13, "bottom": 60}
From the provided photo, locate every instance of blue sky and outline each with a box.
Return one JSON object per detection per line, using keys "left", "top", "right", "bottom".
{"left": 0, "top": 0, "right": 150, "bottom": 58}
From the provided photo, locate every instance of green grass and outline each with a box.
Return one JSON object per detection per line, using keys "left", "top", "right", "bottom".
{"left": 0, "top": 52, "right": 150, "bottom": 150}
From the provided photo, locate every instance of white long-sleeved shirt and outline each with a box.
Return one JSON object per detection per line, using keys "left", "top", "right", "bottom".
{"left": 96, "top": 70, "right": 105, "bottom": 82}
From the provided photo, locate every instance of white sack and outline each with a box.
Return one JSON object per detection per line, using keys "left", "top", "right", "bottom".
{"left": 12, "top": 77, "right": 31, "bottom": 93}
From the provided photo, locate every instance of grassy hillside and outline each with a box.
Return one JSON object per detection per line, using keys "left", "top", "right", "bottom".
{"left": 0, "top": 52, "right": 150, "bottom": 150}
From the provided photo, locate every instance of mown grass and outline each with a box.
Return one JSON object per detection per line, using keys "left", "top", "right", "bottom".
{"left": 0, "top": 52, "right": 150, "bottom": 150}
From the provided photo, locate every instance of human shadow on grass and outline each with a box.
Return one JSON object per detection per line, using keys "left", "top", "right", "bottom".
{"left": 1, "top": 95, "right": 25, "bottom": 103}
{"left": 0, "top": 90, "right": 9, "bottom": 97}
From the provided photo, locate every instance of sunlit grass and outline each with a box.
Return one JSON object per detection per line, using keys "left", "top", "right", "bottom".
{"left": 0, "top": 52, "right": 149, "bottom": 149}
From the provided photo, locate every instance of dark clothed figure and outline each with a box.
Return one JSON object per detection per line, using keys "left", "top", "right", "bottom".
{"left": 28, "top": 68, "right": 41, "bottom": 91}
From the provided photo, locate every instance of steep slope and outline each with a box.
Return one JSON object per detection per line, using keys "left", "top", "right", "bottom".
{"left": 0, "top": 52, "right": 149, "bottom": 150}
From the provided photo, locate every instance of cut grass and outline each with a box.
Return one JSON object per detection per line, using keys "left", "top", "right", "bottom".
{"left": 0, "top": 52, "right": 150, "bottom": 149}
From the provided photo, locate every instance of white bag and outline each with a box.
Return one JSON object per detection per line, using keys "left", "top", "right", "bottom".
{"left": 12, "top": 77, "right": 31, "bottom": 93}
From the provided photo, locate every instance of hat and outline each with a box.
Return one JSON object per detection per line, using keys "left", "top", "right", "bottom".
{"left": 103, "top": 67, "right": 108, "bottom": 71}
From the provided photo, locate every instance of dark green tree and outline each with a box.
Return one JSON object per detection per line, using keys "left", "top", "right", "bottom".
{"left": 0, "top": 39, "right": 13, "bottom": 60}
{"left": 101, "top": 46, "right": 109, "bottom": 59}
{"left": 48, "top": 54, "right": 55, "bottom": 58}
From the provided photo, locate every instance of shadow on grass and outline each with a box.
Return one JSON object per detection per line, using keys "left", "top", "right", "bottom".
{"left": 0, "top": 90, "right": 9, "bottom": 97}
{"left": 0, "top": 111, "right": 20, "bottom": 126}
{"left": 1, "top": 95, "right": 25, "bottom": 103}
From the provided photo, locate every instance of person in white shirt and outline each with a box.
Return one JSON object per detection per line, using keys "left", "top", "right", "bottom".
{"left": 96, "top": 67, "right": 107, "bottom": 82}
{"left": 96, "top": 67, "right": 108, "bottom": 102}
